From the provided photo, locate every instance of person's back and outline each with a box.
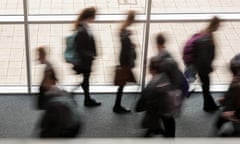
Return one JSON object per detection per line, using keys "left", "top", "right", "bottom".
{"left": 135, "top": 33, "right": 185, "bottom": 137}
{"left": 193, "top": 33, "right": 215, "bottom": 73}
{"left": 151, "top": 50, "right": 186, "bottom": 91}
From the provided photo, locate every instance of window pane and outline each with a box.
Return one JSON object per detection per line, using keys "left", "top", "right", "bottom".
{"left": 147, "top": 22, "right": 238, "bottom": 85}
{"left": 0, "top": 0, "right": 23, "bottom": 15}
{"left": 0, "top": 24, "right": 26, "bottom": 86}
{"left": 29, "top": 0, "right": 146, "bottom": 15}
{"left": 30, "top": 23, "right": 144, "bottom": 86}
{"left": 152, "top": 0, "right": 240, "bottom": 13}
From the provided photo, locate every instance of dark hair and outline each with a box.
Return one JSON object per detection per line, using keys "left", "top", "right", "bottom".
{"left": 120, "top": 10, "right": 136, "bottom": 31}
{"left": 207, "top": 16, "right": 220, "bottom": 32}
{"left": 156, "top": 33, "right": 166, "bottom": 45}
{"left": 74, "top": 7, "right": 96, "bottom": 30}
{"left": 230, "top": 54, "right": 240, "bottom": 76}
{"left": 37, "top": 46, "right": 47, "bottom": 57}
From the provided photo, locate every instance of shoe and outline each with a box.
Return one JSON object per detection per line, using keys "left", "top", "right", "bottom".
{"left": 84, "top": 99, "right": 101, "bottom": 107}
{"left": 113, "top": 106, "right": 131, "bottom": 113}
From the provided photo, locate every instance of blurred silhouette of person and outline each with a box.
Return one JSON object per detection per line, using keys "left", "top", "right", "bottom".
{"left": 135, "top": 34, "right": 185, "bottom": 137}
{"left": 215, "top": 53, "right": 240, "bottom": 136}
{"left": 71, "top": 7, "right": 101, "bottom": 107}
{"left": 192, "top": 16, "right": 221, "bottom": 112}
{"left": 38, "top": 68, "right": 81, "bottom": 138}
{"left": 37, "top": 46, "right": 57, "bottom": 110}
{"left": 113, "top": 10, "right": 137, "bottom": 113}
{"left": 150, "top": 34, "right": 187, "bottom": 97}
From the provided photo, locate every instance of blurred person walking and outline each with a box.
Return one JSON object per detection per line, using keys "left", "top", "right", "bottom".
{"left": 135, "top": 34, "right": 186, "bottom": 137}
{"left": 113, "top": 10, "right": 137, "bottom": 113}
{"left": 192, "top": 16, "right": 221, "bottom": 112}
{"left": 36, "top": 47, "right": 81, "bottom": 137}
{"left": 71, "top": 7, "right": 101, "bottom": 107}
{"left": 37, "top": 46, "right": 58, "bottom": 110}
{"left": 38, "top": 69, "right": 81, "bottom": 138}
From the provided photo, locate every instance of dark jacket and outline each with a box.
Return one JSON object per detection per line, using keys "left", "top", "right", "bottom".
{"left": 151, "top": 50, "right": 185, "bottom": 90}
{"left": 119, "top": 29, "right": 136, "bottom": 68}
{"left": 73, "top": 23, "right": 97, "bottom": 73}
{"left": 38, "top": 62, "right": 57, "bottom": 110}
{"left": 136, "top": 73, "right": 182, "bottom": 114}
{"left": 223, "top": 77, "right": 240, "bottom": 111}
{"left": 193, "top": 33, "right": 215, "bottom": 73}
{"left": 135, "top": 73, "right": 183, "bottom": 129}
{"left": 39, "top": 87, "right": 81, "bottom": 138}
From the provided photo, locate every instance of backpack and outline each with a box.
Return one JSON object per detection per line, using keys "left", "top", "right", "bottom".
{"left": 182, "top": 33, "right": 204, "bottom": 64}
{"left": 64, "top": 30, "right": 79, "bottom": 63}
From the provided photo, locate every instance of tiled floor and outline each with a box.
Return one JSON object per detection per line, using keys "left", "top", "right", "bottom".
{"left": 0, "top": 0, "right": 240, "bottom": 86}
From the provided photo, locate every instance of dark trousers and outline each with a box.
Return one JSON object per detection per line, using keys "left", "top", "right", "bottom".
{"left": 71, "top": 72, "right": 91, "bottom": 101}
{"left": 144, "top": 115, "right": 175, "bottom": 137}
{"left": 198, "top": 71, "right": 217, "bottom": 108}
{"left": 114, "top": 85, "right": 124, "bottom": 107}
{"left": 161, "top": 116, "right": 175, "bottom": 137}
{"left": 81, "top": 72, "right": 91, "bottom": 101}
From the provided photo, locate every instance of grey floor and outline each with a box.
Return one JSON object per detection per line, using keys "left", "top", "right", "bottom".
{"left": 0, "top": 92, "right": 229, "bottom": 138}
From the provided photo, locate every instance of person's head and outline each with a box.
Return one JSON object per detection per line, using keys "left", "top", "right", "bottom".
{"left": 74, "top": 7, "right": 97, "bottom": 29}
{"left": 156, "top": 33, "right": 166, "bottom": 50}
{"left": 37, "top": 46, "right": 47, "bottom": 64}
{"left": 121, "top": 10, "right": 136, "bottom": 30}
{"left": 230, "top": 54, "right": 240, "bottom": 76}
{"left": 206, "top": 16, "right": 221, "bottom": 33}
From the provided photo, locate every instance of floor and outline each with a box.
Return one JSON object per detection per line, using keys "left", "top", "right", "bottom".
{"left": 0, "top": 93, "right": 234, "bottom": 138}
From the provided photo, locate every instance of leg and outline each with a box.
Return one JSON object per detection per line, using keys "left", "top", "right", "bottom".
{"left": 113, "top": 85, "right": 130, "bottom": 113}
{"left": 82, "top": 72, "right": 101, "bottom": 107}
{"left": 161, "top": 116, "right": 175, "bottom": 137}
{"left": 198, "top": 71, "right": 218, "bottom": 111}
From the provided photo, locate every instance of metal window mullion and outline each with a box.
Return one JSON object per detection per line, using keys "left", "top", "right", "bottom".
{"left": 141, "top": 0, "right": 152, "bottom": 91}
{"left": 23, "top": 0, "right": 32, "bottom": 93}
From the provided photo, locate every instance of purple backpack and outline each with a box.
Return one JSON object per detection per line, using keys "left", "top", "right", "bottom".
{"left": 182, "top": 33, "right": 204, "bottom": 64}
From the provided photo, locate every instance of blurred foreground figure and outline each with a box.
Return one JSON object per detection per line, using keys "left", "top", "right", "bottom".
{"left": 192, "top": 16, "right": 221, "bottom": 112}
{"left": 215, "top": 53, "right": 240, "bottom": 136}
{"left": 71, "top": 7, "right": 101, "bottom": 107}
{"left": 37, "top": 46, "right": 57, "bottom": 110}
{"left": 37, "top": 47, "right": 81, "bottom": 138}
{"left": 135, "top": 34, "right": 186, "bottom": 137}
{"left": 113, "top": 10, "right": 137, "bottom": 113}
{"left": 39, "top": 74, "right": 81, "bottom": 138}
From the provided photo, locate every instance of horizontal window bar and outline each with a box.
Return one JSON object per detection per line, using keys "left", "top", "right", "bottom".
{"left": 1, "top": 13, "right": 240, "bottom": 24}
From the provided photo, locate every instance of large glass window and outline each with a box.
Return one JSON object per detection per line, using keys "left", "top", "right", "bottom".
{"left": 30, "top": 23, "right": 144, "bottom": 86}
{"left": 0, "top": 24, "right": 26, "bottom": 86}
